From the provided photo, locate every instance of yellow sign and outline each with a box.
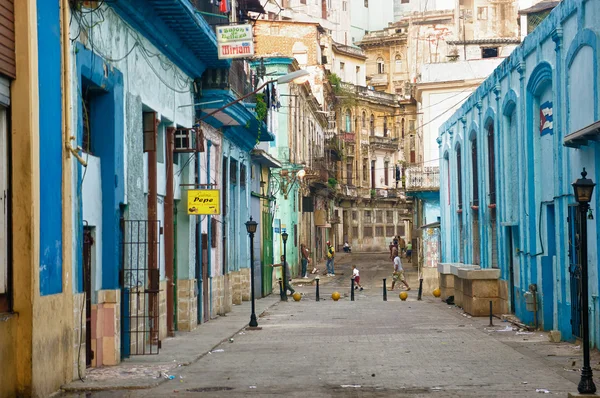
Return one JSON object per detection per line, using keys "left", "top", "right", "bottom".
{"left": 187, "top": 189, "right": 220, "bottom": 215}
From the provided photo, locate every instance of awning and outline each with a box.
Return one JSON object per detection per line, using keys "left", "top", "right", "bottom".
{"left": 250, "top": 149, "right": 282, "bottom": 168}
{"left": 420, "top": 221, "right": 440, "bottom": 230}
{"left": 563, "top": 120, "right": 600, "bottom": 148}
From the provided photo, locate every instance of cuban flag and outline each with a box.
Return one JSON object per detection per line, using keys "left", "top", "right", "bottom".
{"left": 539, "top": 101, "right": 553, "bottom": 136}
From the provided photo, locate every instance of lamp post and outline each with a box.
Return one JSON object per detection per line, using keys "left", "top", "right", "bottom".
{"left": 245, "top": 217, "right": 259, "bottom": 328}
{"left": 281, "top": 232, "right": 289, "bottom": 302}
{"left": 572, "top": 168, "right": 596, "bottom": 394}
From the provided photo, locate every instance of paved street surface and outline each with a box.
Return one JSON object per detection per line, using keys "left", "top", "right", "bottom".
{"left": 61, "top": 252, "right": 594, "bottom": 397}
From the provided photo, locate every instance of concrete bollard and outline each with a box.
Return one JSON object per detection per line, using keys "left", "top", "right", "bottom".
{"left": 383, "top": 278, "right": 387, "bottom": 301}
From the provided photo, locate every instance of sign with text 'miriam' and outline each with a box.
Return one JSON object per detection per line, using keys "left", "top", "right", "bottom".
{"left": 187, "top": 189, "right": 220, "bottom": 215}
{"left": 216, "top": 24, "right": 254, "bottom": 59}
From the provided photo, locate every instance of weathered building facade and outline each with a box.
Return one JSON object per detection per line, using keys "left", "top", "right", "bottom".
{"left": 439, "top": 0, "right": 600, "bottom": 344}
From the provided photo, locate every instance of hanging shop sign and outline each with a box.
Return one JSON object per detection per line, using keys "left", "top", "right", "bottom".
{"left": 217, "top": 24, "right": 254, "bottom": 59}
{"left": 187, "top": 189, "right": 220, "bottom": 215}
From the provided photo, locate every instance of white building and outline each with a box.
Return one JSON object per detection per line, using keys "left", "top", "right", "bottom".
{"left": 350, "top": 0, "right": 395, "bottom": 43}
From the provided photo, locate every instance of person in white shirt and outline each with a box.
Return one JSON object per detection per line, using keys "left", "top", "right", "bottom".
{"left": 389, "top": 248, "right": 410, "bottom": 291}
{"left": 352, "top": 265, "right": 363, "bottom": 291}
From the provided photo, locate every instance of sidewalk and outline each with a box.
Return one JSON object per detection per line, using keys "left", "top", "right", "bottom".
{"left": 61, "top": 295, "right": 280, "bottom": 392}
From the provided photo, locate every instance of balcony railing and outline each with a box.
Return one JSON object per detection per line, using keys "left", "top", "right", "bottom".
{"left": 369, "top": 135, "right": 398, "bottom": 151}
{"left": 201, "top": 60, "right": 254, "bottom": 100}
{"left": 405, "top": 166, "right": 440, "bottom": 191}
{"left": 368, "top": 73, "right": 389, "bottom": 87}
{"left": 339, "top": 82, "right": 399, "bottom": 105}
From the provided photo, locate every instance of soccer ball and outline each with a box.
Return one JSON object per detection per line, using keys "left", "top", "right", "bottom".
{"left": 399, "top": 291, "right": 408, "bottom": 301}
{"left": 332, "top": 291, "right": 341, "bottom": 301}
{"left": 292, "top": 292, "right": 302, "bottom": 301}
{"left": 433, "top": 288, "right": 441, "bottom": 298}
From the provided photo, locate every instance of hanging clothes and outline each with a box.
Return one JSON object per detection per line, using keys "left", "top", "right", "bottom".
{"left": 264, "top": 84, "right": 271, "bottom": 109}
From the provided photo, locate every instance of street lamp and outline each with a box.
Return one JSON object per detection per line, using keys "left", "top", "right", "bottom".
{"left": 281, "top": 231, "right": 289, "bottom": 302}
{"left": 245, "top": 216, "right": 259, "bottom": 328}
{"left": 572, "top": 167, "right": 596, "bottom": 394}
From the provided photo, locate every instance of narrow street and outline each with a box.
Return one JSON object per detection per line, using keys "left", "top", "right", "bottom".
{"left": 61, "top": 252, "right": 588, "bottom": 397}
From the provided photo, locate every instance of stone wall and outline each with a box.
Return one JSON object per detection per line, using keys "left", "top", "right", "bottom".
{"left": 177, "top": 279, "right": 198, "bottom": 332}
{"left": 91, "top": 289, "right": 121, "bottom": 366}
{"left": 159, "top": 280, "right": 167, "bottom": 340}
{"left": 72, "top": 293, "right": 86, "bottom": 379}
{"left": 240, "top": 268, "right": 251, "bottom": 301}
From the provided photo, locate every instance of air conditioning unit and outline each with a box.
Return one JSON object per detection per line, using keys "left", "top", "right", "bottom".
{"left": 173, "top": 128, "right": 205, "bottom": 153}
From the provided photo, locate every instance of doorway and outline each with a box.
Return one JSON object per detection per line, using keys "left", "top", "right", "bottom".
{"left": 83, "top": 226, "right": 94, "bottom": 367}
{"left": 507, "top": 227, "right": 516, "bottom": 314}
{"left": 568, "top": 205, "right": 582, "bottom": 338}
{"left": 541, "top": 205, "right": 555, "bottom": 330}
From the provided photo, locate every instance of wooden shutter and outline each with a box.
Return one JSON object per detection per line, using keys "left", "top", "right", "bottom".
{"left": 211, "top": 218, "right": 217, "bottom": 248}
{"left": 0, "top": 1, "right": 15, "bottom": 79}
{"left": 143, "top": 111, "right": 157, "bottom": 152}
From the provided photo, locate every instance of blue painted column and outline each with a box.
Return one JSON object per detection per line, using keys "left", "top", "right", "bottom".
{"left": 461, "top": 117, "right": 469, "bottom": 264}
{"left": 206, "top": 140, "right": 212, "bottom": 319}
{"left": 37, "top": 0, "right": 63, "bottom": 295}
{"left": 517, "top": 61, "right": 527, "bottom": 292}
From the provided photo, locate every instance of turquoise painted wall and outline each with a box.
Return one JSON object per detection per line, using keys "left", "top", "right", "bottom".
{"left": 439, "top": 0, "right": 600, "bottom": 343}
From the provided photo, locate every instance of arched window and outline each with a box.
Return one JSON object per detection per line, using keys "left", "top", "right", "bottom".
{"left": 345, "top": 109, "right": 352, "bottom": 132}
{"left": 370, "top": 114, "right": 375, "bottom": 136}
{"left": 383, "top": 116, "right": 388, "bottom": 137}
{"left": 362, "top": 111, "right": 366, "bottom": 128}
{"left": 395, "top": 55, "right": 402, "bottom": 73}
{"left": 377, "top": 57, "right": 385, "bottom": 74}
{"left": 401, "top": 118, "right": 405, "bottom": 138}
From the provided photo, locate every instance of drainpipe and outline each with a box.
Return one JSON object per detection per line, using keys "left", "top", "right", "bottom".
{"left": 206, "top": 140, "right": 212, "bottom": 319}
{"left": 147, "top": 113, "right": 159, "bottom": 337}
{"left": 165, "top": 127, "right": 175, "bottom": 336}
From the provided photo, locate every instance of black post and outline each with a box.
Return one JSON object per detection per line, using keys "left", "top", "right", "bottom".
{"left": 417, "top": 279, "right": 423, "bottom": 301}
{"left": 282, "top": 239, "right": 288, "bottom": 302}
{"left": 383, "top": 278, "right": 387, "bottom": 301}
{"left": 279, "top": 278, "right": 285, "bottom": 301}
{"left": 316, "top": 277, "right": 320, "bottom": 301}
{"left": 351, "top": 277, "right": 355, "bottom": 301}
{"left": 249, "top": 231, "right": 258, "bottom": 327}
{"left": 578, "top": 202, "right": 596, "bottom": 394}
{"left": 489, "top": 300, "right": 493, "bottom": 327}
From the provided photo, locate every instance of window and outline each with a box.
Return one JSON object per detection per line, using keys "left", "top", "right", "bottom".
{"left": 340, "top": 61, "right": 345, "bottom": 78}
{"left": 386, "top": 226, "right": 395, "bottom": 236}
{"left": 401, "top": 118, "right": 405, "bottom": 138}
{"left": 364, "top": 210, "right": 372, "bottom": 223}
{"left": 457, "top": 146, "right": 463, "bottom": 209}
{"left": 386, "top": 210, "right": 393, "bottom": 224}
{"left": 82, "top": 88, "right": 93, "bottom": 153}
{"left": 482, "top": 47, "right": 498, "bottom": 58}
{"left": 375, "top": 226, "right": 384, "bottom": 236}
{"left": 300, "top": 0, "right": 306, "bottom": 4}
{"left": 409, "top": 119, "right": 415, "bottom": 131}
{"left": 362, "top": 111, "right": 366, "bottom": 128}
{"left": 395, "top": 55, "right": 402, "bottom": 73}
{"left": 383, "top": 116, "right": 388, "bottom": 137}
{"left": 370, "top": 114, "right": 375, "bottom": 136}
{"left": 477, "top": 6, "right": 488, "bottom": 20}
{"left": 396, "top": 87, "right": 403, "bottom": 96}
{"left": 487, "top": 124, "right": 496, "bottom": 205}
{"left": 342, "top": 1, "right": 347, "bottom": 11}
{"left": 0, "top": 106, "right": 9, "bottom": 312}
{"left": 346, "top": 161, "right": 353, "bottom": 185}
{"left": 240, "top": 164, "right": 246, "bottom": 187}
{"left": 384, "top": 161, "right": 389, "bottom": 186}
{"left": 401, "top": 0, "right": 409, "bottom": 3}
{"left": 230, "top": 158, "right": 238, "bottom": 184}
{"left": 364, "top": 0, "right": 368, "bottom": 7}
{"left": 356, "top": 66, "right": 360, "bottom": 84}
{"left": 352, "top": 226, "right": 359, "bottom": 237}
{"left": 377, "top": 57, "right": 385, "bottom": 74}
{"left": 471, "top": 139, "right": 479, "bottom": 206}
{"left": 345, "top": 109, "right": 352, "bottom": 132}
{"left": 352, "top": 211, "right": 357, "bottom": 221}
{"left": 396, "top": 224, "right": 405, "bottom": 236}
{"left": 376, "top": 210, "right": 383, "bottom": 223}
{"left": 371, "top": 160, "right": 376, "bottom": 189}
{"left": 363, "top": 159, "right": 368, "bottom": 181}
{"left": 364, "top": 226, "right": 373, "bottom": 237}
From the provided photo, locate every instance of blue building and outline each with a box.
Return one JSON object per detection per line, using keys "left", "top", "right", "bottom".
{"left": 439, "top": 0, "right": 600, "bottom": 344}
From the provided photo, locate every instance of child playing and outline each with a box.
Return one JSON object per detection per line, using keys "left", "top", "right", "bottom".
{"left": 352, "top": 265, "right": 363, "bottom": 291}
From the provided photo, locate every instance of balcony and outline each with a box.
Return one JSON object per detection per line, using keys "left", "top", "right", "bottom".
{"left": 325, "top": 135, "right": 343, "bottom": 161}
{"left": 201, "top": 60, "right": 254, "bottom": 100}
{"left": 368, "top": 73, "right": 388, "bottom": 87}
{"left": 405, "top": 166, "right": 440, "bottom": 191}
{"left": 339, "top": 82, "right": 399, "bottom": 106}
{"left": 369, "top": 135, "right": 398, "bottom": 151}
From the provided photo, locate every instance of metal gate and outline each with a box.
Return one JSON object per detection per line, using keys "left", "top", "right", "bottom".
{"left": 121, "top": 219, "right": 162, "bottom": 356}
{"left": 568, "top": 206, "right": 582, "bottom": 338}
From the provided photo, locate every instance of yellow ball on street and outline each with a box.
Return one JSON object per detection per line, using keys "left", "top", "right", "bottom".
{"left": 399, "top": 291, "right": 408, "bottom": 301}
{"left": 332, "top": 291, "right": 341, "bottom": 301}
{"left": 292, "top": 292, "right": 302, "bottom": 301}
{"left": 433, "top": 288, "right": 441, "bottom": 298}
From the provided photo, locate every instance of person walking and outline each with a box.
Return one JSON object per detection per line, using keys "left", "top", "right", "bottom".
{"left": 399, "top": 236, "right": 406, "bottom": 257}
{"left": 325, "top": 241, "right": 335, "bottom": 276}
{"left": 405, "top": 241, "right": 412, "bottom": 262}
{"left": 300, "top": 243, "right": 310, "bottom": 278}
{"left": 389, "top": 248, "right": 410, "bottom": 291}
{"left": 271, "top": 255, "right": 296, "bottom": 295}
{"left": 352, "top": 265, "right": 363, "bottom": 291}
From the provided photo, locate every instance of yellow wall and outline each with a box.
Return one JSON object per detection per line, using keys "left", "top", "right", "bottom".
{"left": 0, "top": 1, "right": 75, "bottom": 396}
